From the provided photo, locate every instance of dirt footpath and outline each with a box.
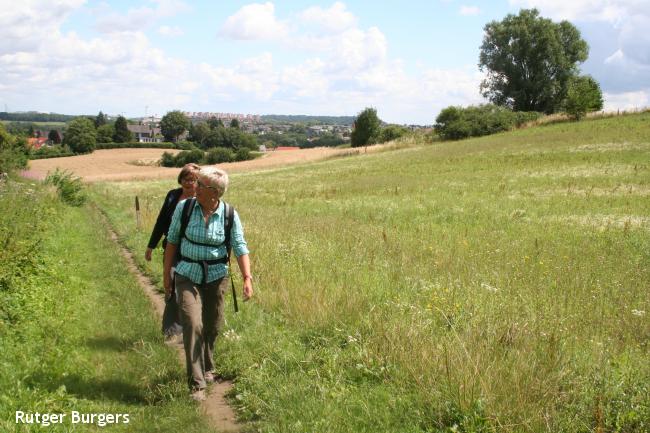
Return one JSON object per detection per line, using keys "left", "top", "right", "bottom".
{"left": 24, "top": 147, "right": 354, "bottom": 182}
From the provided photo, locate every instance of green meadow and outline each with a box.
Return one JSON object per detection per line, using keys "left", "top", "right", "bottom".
{"left": 89, "top": 113, "right": 650, "bottom": 432}
{"left": 2, "top": 112, "right": 648, "bottom": 432}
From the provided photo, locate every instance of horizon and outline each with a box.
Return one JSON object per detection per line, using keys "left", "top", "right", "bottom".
{"left": 1, "top": 1, "right": 648, "bottom": 124}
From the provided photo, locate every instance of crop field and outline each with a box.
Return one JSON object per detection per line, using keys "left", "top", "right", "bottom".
{"left": 88, "top": 113, "right": 650, "bottom": 432}
{"left": 24, "top": 146, "right": 363, "bottom": 182}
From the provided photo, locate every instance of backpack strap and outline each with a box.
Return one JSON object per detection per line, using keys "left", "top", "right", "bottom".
{"left": 179, "top": 197, "right": 196, "bottom": 241}
{"left": 223, "top": 201, "right": 235, "bottom": 259}
{"left": 223, "top": 201, "right": 238, "bottom": 313}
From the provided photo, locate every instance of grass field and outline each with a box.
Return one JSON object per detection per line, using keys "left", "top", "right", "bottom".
{"left": 6, "top": 112, "right": 648, "bottom": 432}
{"left": 90, "top": 112, "right": 650, "bottom": 432}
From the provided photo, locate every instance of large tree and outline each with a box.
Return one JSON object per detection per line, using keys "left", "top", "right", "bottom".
{"left": 161, "top": 110, "right": 190, "bottom": 142}
{"left": 351, "top": 108, "right": 381, "bottom": 148}
{"left": 63, "top": 117, "right": 97, "bottom": 154}
{"left": 479, "top": 8, "right": 589, "bottom": 114}
{"left": 112, "top": 116, "right": 132, "bottom": 143}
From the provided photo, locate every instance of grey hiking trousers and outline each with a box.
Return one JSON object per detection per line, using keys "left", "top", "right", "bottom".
{"left": 175, "top": 273, "right": 227, "bottom": 390}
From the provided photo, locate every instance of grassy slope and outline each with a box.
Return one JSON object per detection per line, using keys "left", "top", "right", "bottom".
{"left": 0, "top": 183, "right": 215, "bottom": 432}
{"left": 90, "top": 113, "right": 650, "bottom": 433}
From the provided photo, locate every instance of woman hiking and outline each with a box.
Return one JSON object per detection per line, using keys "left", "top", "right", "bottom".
{"left": 163, "top": 167, "right": 253, "bottom": 401}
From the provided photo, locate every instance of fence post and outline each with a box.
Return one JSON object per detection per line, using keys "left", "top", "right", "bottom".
{"left": 135, "top": 196, "right": 141, "bottom": 230}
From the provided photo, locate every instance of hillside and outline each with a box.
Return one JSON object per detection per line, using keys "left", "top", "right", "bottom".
{"left": 10, "top": 112, "right": 649, "bottom": 432}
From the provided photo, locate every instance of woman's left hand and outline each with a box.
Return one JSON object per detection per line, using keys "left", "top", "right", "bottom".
{"left": 242, "top": 277, "right": 253, "bottom": 301}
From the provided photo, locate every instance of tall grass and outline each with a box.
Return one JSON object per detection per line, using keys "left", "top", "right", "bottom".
{"left": 0, "top": 179, "right": 216, "bottom": 432}
{"left": 90, "top": 112, "right": 650, "bottom": 432}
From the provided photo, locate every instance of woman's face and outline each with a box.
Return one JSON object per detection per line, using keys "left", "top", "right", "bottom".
{"left": 196, "top": 176, "right": 220, "bottom": 208}
{"left": 180, "top": 173, "right": 198, "bottom": 195}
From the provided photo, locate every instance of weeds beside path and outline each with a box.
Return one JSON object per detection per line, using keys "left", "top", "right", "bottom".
{"left": 0, "top": 182, "right": 221, "bottom": 432}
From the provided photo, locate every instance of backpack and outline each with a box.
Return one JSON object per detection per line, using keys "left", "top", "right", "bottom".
{"left": 178, "top": 198, "right": 235, "bottom": 259}
{"left": 177, "top": 198, "right": 239, "bottom": 312}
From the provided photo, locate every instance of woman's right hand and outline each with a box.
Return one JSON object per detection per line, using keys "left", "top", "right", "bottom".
{"left": 145, "top": 247, "right": 153, "bottom": 262}
{"left": 163, "top": 277, "right": 172, "bottom": 299}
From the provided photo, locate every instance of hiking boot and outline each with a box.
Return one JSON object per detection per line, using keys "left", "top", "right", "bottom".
{"left": 190, "top": 388, "right": 206, "bottom": 402}
{"left": 205, "top": 371, "right": 215, "bottom": 384}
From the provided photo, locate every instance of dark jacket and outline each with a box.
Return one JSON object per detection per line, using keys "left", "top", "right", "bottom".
{"left": 147, "top": 188, "right": 183, "bottom": 249}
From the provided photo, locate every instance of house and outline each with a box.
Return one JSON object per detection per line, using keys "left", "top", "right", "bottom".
{"left": 127, "top": 124, "right": 163, "bottom": 143}
{"left": 27, "top": 137, "right": 49, "bottom": 150}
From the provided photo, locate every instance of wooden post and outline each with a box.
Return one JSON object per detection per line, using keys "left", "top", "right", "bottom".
{"left": 135, "top": 196, "right": 141, "bottom": 230}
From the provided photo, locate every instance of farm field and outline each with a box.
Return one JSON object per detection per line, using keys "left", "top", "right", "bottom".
{"left": 89, "top": 113, "right": 650, "bottom": 432}
{"left": 24, "top": 146, "right": 360, "bottom": 182}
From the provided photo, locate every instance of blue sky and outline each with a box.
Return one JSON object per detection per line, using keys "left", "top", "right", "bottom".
{"left": 1, "top": 0, "right": 649, "bottom": 124}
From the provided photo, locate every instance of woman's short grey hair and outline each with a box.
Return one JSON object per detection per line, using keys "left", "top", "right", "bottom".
{"left": 199, "top": 167, "right": 229, "bottom": 198}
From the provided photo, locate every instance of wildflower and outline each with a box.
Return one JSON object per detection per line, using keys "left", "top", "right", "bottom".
{"left": 632, "top": 309, "right": 646, "bottom": 317}
{"left": 223, "top": 329, "right": 241, "bottom": 341}
{"left": 481, "top": 282, "right": 499, "bottom": 293}
{"left": 347, "top": 335, "right": 358, "bottom": 344}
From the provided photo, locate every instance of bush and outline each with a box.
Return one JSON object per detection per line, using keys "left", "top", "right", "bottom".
{"left": 563, "top": 75, "right": 604, "bottom": 120}
{"left": 173, "top": 149, "right": 204, "bottom": 166}
{"left": 95, "top": 141, "right": 177, "bottom": 150}
{"left": 176, "top": 141, "right": 199, "bottom": 151}
{"left": 159, "top": 146, "right": 259, "bottom": 167}
{"left": 44, "top": 168, "right": 86, "bottom": 206}
{"left": 30, "top": 145, "right": 75, "bottom": 160}
{"left": 378, "top": 125, "right": 409, "bottom": 143}
{"left": 205, "top": 147, "right": 234, "bottom": 164}
{"left": 160, "top": 151, "right": 176, "bottom": 167}
{"left": 435, "top": 104, "right": 542, "bottom": 140}
{"left": 234, "top": 147, "right": 254, "bottom": 161}
{"left": 0, "top": 125, "right": 28, "bottom": 173}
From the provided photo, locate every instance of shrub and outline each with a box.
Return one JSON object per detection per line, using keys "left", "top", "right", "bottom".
{"left": 176, "top": 141, "right": 198, "bottom": 150}
{"left": 205, "top": 147, "right": 234, "bottom": 164}
{"left": 435, "top": 104, "right": 542, "bottom": 140}
{"left": 95, "top": 141, "right": 177, "bottom": 150}
{"left": 160, "top": 151, "right": 176, "bottom": 167}
{"left": 173, "top": 149, "right": 204, "bottom": 166}
{"left": 44, "top": 168, "right": 86, "bottom": 206}
{"left": 563, "top": 75, "right": 604, "bottom": 120}
{"left": 30, "top": 145, "right": 75, "bottom": 160}
{"left": 0, "top": 125, "right": 28, "bottom": 173}
{"left": 378, "top": 125, "right": 409, "bottom": 143}
{"left": 234, "top": 147, "right": 254, "bottom": 161}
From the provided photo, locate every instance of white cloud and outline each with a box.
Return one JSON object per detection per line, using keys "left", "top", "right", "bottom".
{"left": 94, "top": 0, "right": 191, "bottom": 33}
{"left": 0, "top": 0, "right": 86, "bottom": 55}
{"left": 604, "top": 90, "right": 650, "bottom": 111}
{"left": 460, "top": 6, "right": 481, "bottom": 16}
{"left": 158, "top": 25, "right": 184, "bottom": 36}
{"left": 299, "top": 2, "right": 357, "bottom": 34}
{"left": 0, "top": 1, "right": 485, "bottom": 123}
{"left": 218, "top": 2, "right": 288, "bottom": 40}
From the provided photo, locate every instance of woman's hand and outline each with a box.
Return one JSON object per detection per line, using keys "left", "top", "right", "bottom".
{"left": 243, "top": 276, "right": 253, "bottom": 301}
{"left": 145, "top": 247, "right": 153, "bottom": 262}
{"left": 163, "top": 276, "right": 172, "bottom": 299}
